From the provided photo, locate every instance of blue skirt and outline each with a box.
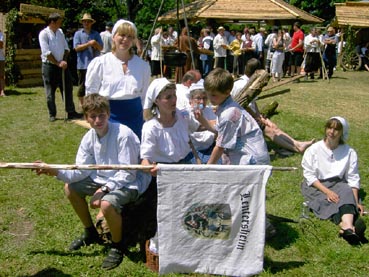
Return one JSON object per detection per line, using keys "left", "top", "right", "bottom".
{"left": 109, "top": 97, "right": 143, "bottom": 140}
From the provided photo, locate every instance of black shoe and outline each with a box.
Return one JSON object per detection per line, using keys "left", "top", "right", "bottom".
{"left": 340, "top": 228, "right": 361, "bottom": 246}
{"left": 67, "top": 112, "right": 83, "bottom": 120}
{"left": 49, "top": 116, "right": 56, "bottom": 122}
{"left": 101, "top": 247, "right": 124, "bottom": 270}
{"left": 354, "top": 217, "right": 368, "bottom": 244}
{"left": 69, "top": 232, "right": 102, "bottom": 251}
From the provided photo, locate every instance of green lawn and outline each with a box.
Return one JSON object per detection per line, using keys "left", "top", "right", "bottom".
{"left": 1, "top": 70, "right": 369, "bottom": 276}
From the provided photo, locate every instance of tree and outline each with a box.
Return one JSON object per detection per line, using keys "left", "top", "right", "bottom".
{"left": 288, "top": 0, "right": 346, "bottom": 23}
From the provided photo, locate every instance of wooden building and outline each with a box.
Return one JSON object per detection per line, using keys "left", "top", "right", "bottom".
{"left": 334, "top": 1, "right": 369, "bottom": 44}
{"left": 158, "top": 0, "right": 324, "bottom": 25}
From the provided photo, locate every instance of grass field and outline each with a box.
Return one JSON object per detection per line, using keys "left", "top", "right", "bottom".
{"left": 1, "top": 70, "right": 369, "bottom": 276}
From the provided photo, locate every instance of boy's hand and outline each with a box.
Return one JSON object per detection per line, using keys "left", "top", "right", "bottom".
{"left": 32, "top": 160, "right": 58, "bottom": 176}
{"left": 90, "top": 189, "right": 105, "bottom": 208}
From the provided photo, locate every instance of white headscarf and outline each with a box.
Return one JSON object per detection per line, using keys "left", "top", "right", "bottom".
{"left": 189, "top": 80, "right": 205, "bottom": 93}
{"left": 112, "top": 19, "right": 137, "bottom": 37}
{"left": 145, "top": 78, "right": 171, "bottom": 109}
{"left": 330, "top": 116, "right": 349, "bottom": 142}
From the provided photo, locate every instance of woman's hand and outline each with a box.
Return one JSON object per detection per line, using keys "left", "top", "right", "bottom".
{"left": 141, "top": 159, "right": 157, "bottom": 177}
{"left": 357, "top": 203, "right": 365, "bottom": 216}
{"left": 326, "top": 189, "right": 340, "bottom": 203}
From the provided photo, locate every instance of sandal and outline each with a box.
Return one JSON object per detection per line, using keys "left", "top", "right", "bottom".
{"left": 101, "top": 247, "right": 124, "bottom": 270}
{"left": 340, "top": 228, "right": 361, "bottom": 246}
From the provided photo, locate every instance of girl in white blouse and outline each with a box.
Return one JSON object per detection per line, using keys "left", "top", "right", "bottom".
{"left": 301, "top": 116, "right": 367, "bottom": 245}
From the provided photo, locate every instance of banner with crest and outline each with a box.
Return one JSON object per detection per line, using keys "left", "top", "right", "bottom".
{"left": 156, "top": 164, "right": 272, "bottom": 277}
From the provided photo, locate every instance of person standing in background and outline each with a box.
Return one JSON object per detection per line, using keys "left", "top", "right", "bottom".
{"left": 150, "top": 27, "right": 164, "bottom": 78}
{"left": 100, "top": 21, "right": 114, "bottom": 55}
{"left": 74, "top": 13, "right": 103, "bottom": 107}
{"left": 322, "top": 26, "right": 338, "bottom": 79}
{"left": 213, "top": 26, "right": 228, "bottom": 69}
{"left": 288, "top": 22, "right": 304, "bottom": 78}
{"left": 38, "top": 13, "right": 82, "bottom": 121}
{"left": 0, "top": 29, "right": 5, "bottom": 97}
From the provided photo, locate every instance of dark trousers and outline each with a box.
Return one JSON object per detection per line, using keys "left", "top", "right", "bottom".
{"left": 214, "top": 57, "right": 225, "bottom": 69}
{"left": 77, "top": 69, "right": 87, "bottom": 98}
{"left": 323, "top": 53, "right": 337, "bottom": 78}
{"left": 41, "top": 63, "right": 76, "bottom": 117}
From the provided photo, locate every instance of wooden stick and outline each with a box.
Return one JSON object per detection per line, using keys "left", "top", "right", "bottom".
{"left": 0, "top": 162, "right": 297, "bottom": 171}
{"left": 0, "top": 163, "right": 154, "bottom": 170}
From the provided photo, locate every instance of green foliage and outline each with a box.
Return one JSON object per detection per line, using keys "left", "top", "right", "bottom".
{"left": 4, "top": 8, "right": 20, "bottom": 86}
{"left": 288, "top": 0, "right": 346, "bottom": 23}
{"left": 135, "top": 0, "right": 179, "bottom": 39}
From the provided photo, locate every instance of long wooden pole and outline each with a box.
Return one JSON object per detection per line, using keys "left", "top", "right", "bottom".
{"left": 0, "top": 162, "right": 297, "bottom": 171}
{"left": 0, "top": 163, "right": 154, "bottom": 170}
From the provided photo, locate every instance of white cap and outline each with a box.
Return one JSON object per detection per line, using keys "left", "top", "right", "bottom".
{"left": 112, "top": 19, "right": 137, "bottom": 37}
{"left": 330, "top": 116, "right": 349, "bottom": 141}
{"left": 189, "top": 80, "right": 205, "bottom": 93}
{"left": 145, "top": 78, "right": 171, "bottom": 109}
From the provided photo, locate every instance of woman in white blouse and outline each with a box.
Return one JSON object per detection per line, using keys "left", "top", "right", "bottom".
{"left": 301, "top": 116, "right": 367, "bottom": 245}
{"left": 86, "top": 19, "right": 151, "bottom": 139}
{"left": 141, "top": 78, "right": 214, "bottom": 175}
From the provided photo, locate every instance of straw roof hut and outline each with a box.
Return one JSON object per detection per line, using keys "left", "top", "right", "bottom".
{"left": 335, "top": 1, "right": 369, "bottom": 28}
{"left": 158, "top": 0, "right": 323, "bottom": 25}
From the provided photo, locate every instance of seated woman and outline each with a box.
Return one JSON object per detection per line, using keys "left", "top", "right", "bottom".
{"left": 187, "top": 82, "right": 220, "bottom": 164}
{"left": 141, "top": 78, "right": 215, "bottom": 172}
{"left": 301, "top": 116, "right": 367, "bottom": 245}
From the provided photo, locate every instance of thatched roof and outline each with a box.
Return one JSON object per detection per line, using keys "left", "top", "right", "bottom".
{"left": 335, "top": 2, "right": 369, "bottom": 28}
{"left": 158, "top": 0, "right": 323, "bottom": 25}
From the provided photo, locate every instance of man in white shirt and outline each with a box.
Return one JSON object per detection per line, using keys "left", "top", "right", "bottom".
{"left": 100, "top": 21, "right": 113, "bottom": 55}
{"left": 38, "top": 13, "right": 82, "bottom": 121}
{"left": 253, "top": 27, "right": 266, "bottom": 68}
{"left": 176, "top": 69, "right": 202, "bottom": 110}
{"left": 213, "top": 26, "right": 228, "bottom": 69}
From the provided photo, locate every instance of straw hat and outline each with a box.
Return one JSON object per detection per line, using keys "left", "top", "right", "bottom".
{"left": 80, "top": 13, "right": 96, "bottom": 24}
{"left": 327, "top": 26, "right": 334, "bottom": 32}
{"left": 217, "top": 26, "right": 225, "bottom": 31}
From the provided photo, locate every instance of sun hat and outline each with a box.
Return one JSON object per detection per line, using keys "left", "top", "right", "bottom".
{"left": 327, "top": 26, "right": 334, "bottom": 32}
{"left": 112, "top": 19, "right": 137, "bottom": 37}
{"left": 330, "top": 116, "right": 349, "bottom": 141}
{"left": 80, "top": 13, "right": 96, "bottom": 24}
{"left": 217, "top": 26, "right": 225, "bottom": 31}
{"left": 145, "top": 78, "right": 171, "bottom": 109}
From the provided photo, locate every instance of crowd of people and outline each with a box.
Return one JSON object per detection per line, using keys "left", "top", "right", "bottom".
{"left": 19, "top": 13, "right": 367, "bottom": 271}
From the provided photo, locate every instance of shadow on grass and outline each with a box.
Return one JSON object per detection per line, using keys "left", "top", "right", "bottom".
{"left": 19, "top": 267, "right": 72, "bottom": 277}
{"left": 263, "top": 257, "right": 305, "bottom": 274}
{"left": 4, "top": 89, "right": 38, "bottom": 96}
{"left": 259, "top": 88, "right": 291, "bottom": 100}
{"left": 29, "top": 248, "right": 103, "bottom": 257}
{"left": 266, "top": 220, "right": 299, "bottom": 250}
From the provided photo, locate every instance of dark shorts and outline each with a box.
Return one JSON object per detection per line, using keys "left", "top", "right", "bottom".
{"left": 0, "top": 61, "right": 4, "bottom": 78}
{"left": 290, "top": 52, "right": 303, "bottom": 67}
{"left": 68, "top": 176, "right": 139, "bottom": 214}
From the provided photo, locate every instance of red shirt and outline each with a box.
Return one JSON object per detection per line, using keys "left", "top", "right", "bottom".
{"left": 291, "top": 29, "right": 304, "bottom": 53}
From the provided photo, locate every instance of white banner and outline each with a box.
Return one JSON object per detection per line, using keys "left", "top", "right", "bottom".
{"left": 156, "top": 164, "right": 272, "bottom": 277}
